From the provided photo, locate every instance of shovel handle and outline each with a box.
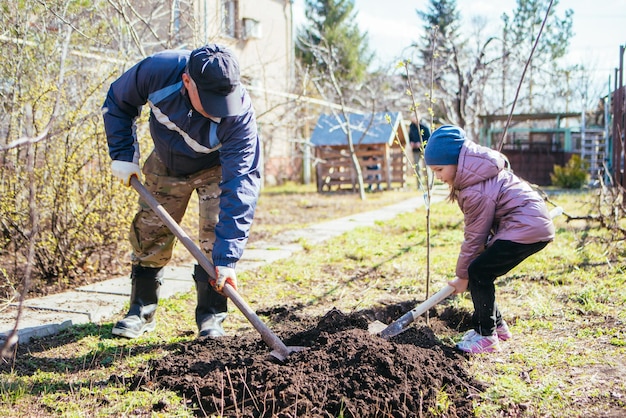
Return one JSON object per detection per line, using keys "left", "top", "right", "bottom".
{"left": 129, "top": 176, "right": 291, "bottom": 359}
{"left": 379, "top": 285, "right": 455, "bottom": 339}
{"left": 130, "top": 176, "right": 211, "bottom": 273}
{"left": 221, "top": 284, "right": 291, "bottom": 358}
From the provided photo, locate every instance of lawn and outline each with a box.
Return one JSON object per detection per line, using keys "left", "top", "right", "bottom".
{"left": 0, "top": 183, "right": 624, "bottom": 417}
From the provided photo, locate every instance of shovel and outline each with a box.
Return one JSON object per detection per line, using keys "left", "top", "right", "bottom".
{"left": 130, "top": 176, "right": 304, "bottom": 361}
{"left": 369, "top": 205, "right": 564, "bottom": 339}
{"left": 368, "top": 285, "right": 455, "bottom": 339}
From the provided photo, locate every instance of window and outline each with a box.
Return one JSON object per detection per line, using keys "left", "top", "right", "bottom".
{"left": 243, "top": 18, "right": 262, "bottom": 39}
{"left": 221, "top": 0, "right": 238, "bottom": 38}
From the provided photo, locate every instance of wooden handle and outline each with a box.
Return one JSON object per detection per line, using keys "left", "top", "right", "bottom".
{"left": 129, "top": 176, "right": 291, "bottom": 359}
{"left": 408, "top": 285, "right": 456, "bottom": 321}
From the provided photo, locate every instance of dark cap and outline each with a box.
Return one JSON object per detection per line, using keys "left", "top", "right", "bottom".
{"left": 187, "top": 44, "right": 242, "bottom": 117}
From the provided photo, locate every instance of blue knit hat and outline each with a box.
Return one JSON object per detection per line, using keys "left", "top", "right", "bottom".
{"left": 424, "top": 125, "right": 466, "bottom": 165}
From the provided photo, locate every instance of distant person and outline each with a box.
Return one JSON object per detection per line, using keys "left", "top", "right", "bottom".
{"left": 408, "top": 116, "right": 430, "bottom": 185}
{"left": 102, "top": 44, "right": 261, "bottom": 339}
{"left": 424, "top": 125, "right": 555, "bottom": 354}
{"left": 364, "top": 148, "right": 383, "bottom": 192}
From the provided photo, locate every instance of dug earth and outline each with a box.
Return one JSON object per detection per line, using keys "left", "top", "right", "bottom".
{"left": 126, "top": 302, "right": 481, "bottom": 417}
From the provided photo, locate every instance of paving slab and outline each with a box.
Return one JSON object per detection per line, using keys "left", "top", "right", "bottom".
{"left": 240, "top": 247, "right": 299, "bottom": 263}
{"left": 0, "top": 305, "right": 91, "bottom": 344}
{"left": 15, "top": 291, "right": 127, "bottom": 323}
{"left": 268, "top": 196, "right": 434, "bottom": 246}
{"left": 1, "top": 265, "right": 197, "bottom": 344}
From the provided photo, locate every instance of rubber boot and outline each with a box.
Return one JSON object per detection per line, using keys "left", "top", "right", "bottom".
{"left": 193, "top": 264, "right": 228, "bottom": 338}
{"left": 111, "top": 265, "right": 163, "bottom": 338}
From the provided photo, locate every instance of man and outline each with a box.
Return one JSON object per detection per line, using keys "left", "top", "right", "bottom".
{"left": 408, "top": 116, "right": 430, "bottom": 186}
{"left": 102, "top": 44, "right": 261, "bottom": 339}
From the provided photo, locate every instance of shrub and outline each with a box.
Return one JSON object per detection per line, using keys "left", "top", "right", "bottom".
{"left": 550, "top": 154, "right": 589, "bottom": 189}
{"left": 0, "top": 5, "right": 139, "bottom": 297}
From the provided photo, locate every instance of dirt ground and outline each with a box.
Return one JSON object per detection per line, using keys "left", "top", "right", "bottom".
{"left": 127, "top": 301, "right": 479, "bottom": 417}
{"left": 4, "top": 188, "right": 624, "bottom": 417}
{"left": 129, "top": 189, "right": 488, "bottom": 416}
{"left": 7, "top": 188, "right": 488, "bottom": 416}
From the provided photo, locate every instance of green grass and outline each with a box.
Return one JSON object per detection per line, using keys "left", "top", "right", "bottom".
{"left": 1, "top": 187, "right": 625, "bottom": 417}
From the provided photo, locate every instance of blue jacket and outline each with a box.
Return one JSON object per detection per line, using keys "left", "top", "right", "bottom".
{"left": 102, "top": 49, "right": 261, "bottom": 268}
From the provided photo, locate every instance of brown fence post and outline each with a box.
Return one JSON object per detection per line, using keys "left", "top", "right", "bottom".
{"left": 611, "top": 45, "right": 625, "bottom": 193}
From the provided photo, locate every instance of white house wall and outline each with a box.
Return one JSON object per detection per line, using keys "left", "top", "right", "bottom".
{"left": 200, "top": 0, "right": 297, "bottom": 184}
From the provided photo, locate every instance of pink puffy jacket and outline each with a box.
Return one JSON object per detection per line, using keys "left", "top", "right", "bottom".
{"left": 453, "top": 140, "right": 555, "bottom": 279}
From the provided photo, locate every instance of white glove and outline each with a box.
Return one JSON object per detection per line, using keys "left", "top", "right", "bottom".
{"left": 212, "top": 266, "right": 237, "bottom": 294}
{"left": 111, "top": 160, "right": 141, "bottom": 186}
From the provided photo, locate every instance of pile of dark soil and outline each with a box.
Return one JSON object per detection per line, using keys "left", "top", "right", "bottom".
{"left": 126, "top": 304, "right": 482, "bottom": 417}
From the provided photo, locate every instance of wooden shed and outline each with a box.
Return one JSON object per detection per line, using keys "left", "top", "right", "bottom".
{"left": 310, "top": 112, "right": 411, "bottom": 192}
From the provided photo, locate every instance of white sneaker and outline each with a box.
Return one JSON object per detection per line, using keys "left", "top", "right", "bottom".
{"left": 461, "top": 321, "right": 512, "bottom": 342}
{"left": 456, "top": 332, "right": 501, "bottom": 353}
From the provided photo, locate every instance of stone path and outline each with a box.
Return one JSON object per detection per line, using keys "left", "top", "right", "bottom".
{"left": 0, "top": 191, "right": 445, "bottom": 345}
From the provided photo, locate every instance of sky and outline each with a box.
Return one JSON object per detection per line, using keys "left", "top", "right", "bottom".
{"left": 292, "top": 0, "right": 625, "bottom": 91}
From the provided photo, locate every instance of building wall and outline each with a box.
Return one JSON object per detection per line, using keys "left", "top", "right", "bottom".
{"left": 106, "top": 0, "right": 297, "bottom": 185}
{"left": 200, "top": 0, "right": 298, "bottom": 185}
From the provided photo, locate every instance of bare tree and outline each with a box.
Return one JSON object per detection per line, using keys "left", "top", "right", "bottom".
{"left": 300, "top": 34, "right": 389, "bottom": 199}
{"left": 0, "top": 0, "right": 203, "bottom": 357}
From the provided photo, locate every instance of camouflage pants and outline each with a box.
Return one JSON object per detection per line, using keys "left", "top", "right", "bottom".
{"left": 130, "top": 151, "right": 221, "bottom": 268}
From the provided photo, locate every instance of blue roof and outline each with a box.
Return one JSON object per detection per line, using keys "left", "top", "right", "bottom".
{"left": 310, "top": 111, "right": 404, "bottom": 146}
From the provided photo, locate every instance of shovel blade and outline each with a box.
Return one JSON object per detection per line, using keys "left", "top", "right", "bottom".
{"left": 379, "top": 320, "right": 412, "bottom": 339}
{"left": 368, "top": 319, "right": 413, "bottom": 338}
{"left": 370, "top": 285, "right": 457, "bottom": 339}
{"left": 269, "top": 346, "right": 307, "bottom": 362}
{"left": 368, "top": 320, "right": 388, "bottom": 335}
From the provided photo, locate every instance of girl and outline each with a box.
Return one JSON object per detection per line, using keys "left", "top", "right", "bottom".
{"left": 424, "top": 125, "right": 555, "bottom": 353}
